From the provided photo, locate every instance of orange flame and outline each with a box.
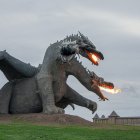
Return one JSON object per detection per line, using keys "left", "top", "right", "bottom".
{"left": 91, "top": 54, "right": 100, "bottom": 63}
{"left": 99, "top": 86, "right": 121, "bottom": 94}
{"left": 86, "top": 51, "right": 100, "bottom": 65}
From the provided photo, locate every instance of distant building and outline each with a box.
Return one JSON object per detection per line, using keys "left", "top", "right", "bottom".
{"left": 93, "top": 114, "right": 99, "bottom": 119}
{"left": 93, "top": 111, "right": 140, "bottom": 125}
{"left": 109, "top": 111, "right": 119, "bottom": 118}
{"left": 101, "top": 115, "right": 105, "bottom": 119}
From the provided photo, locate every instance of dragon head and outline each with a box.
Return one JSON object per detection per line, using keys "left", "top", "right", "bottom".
{"left": 60, "top": 32, "right": 104, "bottom": 65}
{"left": 60, "top": 32, "right": 120, "bottom": 101}
{"left": 77, "top": 32, "right": 104, "bottom": 65}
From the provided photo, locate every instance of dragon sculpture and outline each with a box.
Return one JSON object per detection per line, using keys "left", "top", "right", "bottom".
{"left": 0, "top": 32, "right": 114, "bottom": 114}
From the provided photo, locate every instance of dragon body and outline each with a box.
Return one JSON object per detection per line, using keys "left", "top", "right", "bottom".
{"left": 0, "top": 32, "right": 113, "bottom": 114}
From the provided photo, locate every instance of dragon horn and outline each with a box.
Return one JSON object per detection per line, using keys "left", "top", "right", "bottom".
{"left": 78, "top": 31, "right": 87, "bottom": 40}
{"left": 78, "top": 31, "right": 96, "bottom": 48}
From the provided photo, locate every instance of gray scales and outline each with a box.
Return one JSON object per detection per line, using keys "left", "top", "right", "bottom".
{"left": 0, "top": 32, "right": 114, "bottom": 114}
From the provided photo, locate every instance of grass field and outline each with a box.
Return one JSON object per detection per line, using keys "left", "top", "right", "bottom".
{"left": 0, "top": 123, "right": 140, "bottom": 140}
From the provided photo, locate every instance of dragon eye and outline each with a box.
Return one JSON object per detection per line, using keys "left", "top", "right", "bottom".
{"left": 61, "top": 47, "right": 75, "bottom": 56}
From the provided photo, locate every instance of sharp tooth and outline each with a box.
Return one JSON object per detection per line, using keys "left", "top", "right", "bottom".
{"left": 86, "top": 68, "right": 89, "bottom": 72}
{"left": 87, "top": 69, "right": 90, "bottom": 73}
{"left": 78, "top": 54, "right": 80, "bottom": 59}
{"left": 64, "top": 57, "right": 66, "bottom": 61}
{"left": 74, "top": 57, "right": 77, "bottom": 60}
{"left": 61, "top": 56, "right": 65, "bottom": 61}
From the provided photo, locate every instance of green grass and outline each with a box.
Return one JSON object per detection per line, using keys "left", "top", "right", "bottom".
{"left": 0, "top": 123, "right": 140, "bottom": 140}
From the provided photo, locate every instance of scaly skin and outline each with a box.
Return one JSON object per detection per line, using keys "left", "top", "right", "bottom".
{"left": 0, "top": 33, "right": 113, "bottom": 114}
{"left": 36, "top": 40, "right": 108, "bottom": 114}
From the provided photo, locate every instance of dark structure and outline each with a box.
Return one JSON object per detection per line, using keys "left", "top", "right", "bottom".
{"left": 93, "top": 111, "right": 140, "bottom": 125}
{"left": 93, "top": 114, "right": 100, "bottom": 120}
{"left": 0, "top": 32, "right": 114, "bottom": 114}
{"left": 109, "top": 111, "right": 120, "bottom": 118}
{"left": 101, "top": 115, "right": 105, "bottom": 119}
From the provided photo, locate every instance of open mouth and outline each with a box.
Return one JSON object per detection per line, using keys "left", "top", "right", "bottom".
{"left": 85, "top": 50, "right": 102, "bottom": 65}
{"left": 98, "top": 82, "right": 121, "bottom": 94}
{"left": 99, "top": 86, "right": 121, "bottom": 94}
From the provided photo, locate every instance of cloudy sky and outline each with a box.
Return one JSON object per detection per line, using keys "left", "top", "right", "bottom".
{"left": 0, "top": 0, "right": 140, "bottom": 121}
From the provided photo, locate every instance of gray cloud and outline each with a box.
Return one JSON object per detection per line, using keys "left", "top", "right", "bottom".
{"left": 0, "top": 0, "right": 140, "bottom": 120}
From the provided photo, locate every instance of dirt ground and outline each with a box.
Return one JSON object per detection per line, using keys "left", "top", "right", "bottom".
{"left": 0, "top": 113, "right": 92, "bottom": 126}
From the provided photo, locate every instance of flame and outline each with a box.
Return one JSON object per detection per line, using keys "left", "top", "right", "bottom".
{"left": 91, "top": 54, "right": 99, "bottom": 63}
{"left": 99, "top": 86, "right": 121, "bottom": 94}
{"left": 86, "top": 51, "right": 100, "bottom": 65}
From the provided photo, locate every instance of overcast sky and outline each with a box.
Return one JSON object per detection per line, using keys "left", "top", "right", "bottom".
{"left": 0, "top": 0, "right": 140, "bottom": 121}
